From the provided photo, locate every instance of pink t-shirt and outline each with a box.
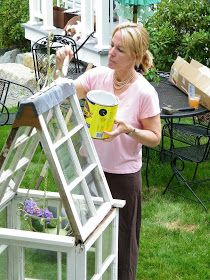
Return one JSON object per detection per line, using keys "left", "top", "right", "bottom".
{"left": 78, "top": 66, "right": 160, "bottom": 174}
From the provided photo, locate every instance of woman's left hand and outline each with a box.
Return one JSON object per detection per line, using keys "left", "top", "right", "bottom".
{"left": 104, "top": 119, "right": 132, "bottom": 140}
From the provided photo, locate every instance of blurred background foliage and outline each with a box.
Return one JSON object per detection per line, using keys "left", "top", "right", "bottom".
{"left": 0, "top": 0, "right": 30, "bottom": 50}
{"left": 146, "top": 0, "right": 210, "bottom": 71}
{"left": 0, "top": 0, "right": 209, "bottom": 71}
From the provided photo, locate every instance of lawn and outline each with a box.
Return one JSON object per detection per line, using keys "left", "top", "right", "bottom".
{"left": 138, "top": 149, "right": 210, "bottom": 280}
{"left": 0, "top": 125, "right": 209, "bottom": 280}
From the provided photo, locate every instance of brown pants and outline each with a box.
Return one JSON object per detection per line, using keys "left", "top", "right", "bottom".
{"left": 105, "top": 171, "right": 142, "bottom": 280}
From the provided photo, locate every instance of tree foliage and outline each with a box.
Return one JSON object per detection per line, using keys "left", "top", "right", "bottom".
{"left": 146, "top": 0, "right": 210, "bottom": 71}
{"left": 0, "top": 0, "right": 30, "bottom": 49}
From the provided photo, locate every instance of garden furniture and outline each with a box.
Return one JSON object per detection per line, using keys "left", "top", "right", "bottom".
{"left": 32, "top": 34, "right": 84, "bottom": 89}
{"left": 145, "top": 76, "right": 210, "bottom": 211}
{"left": 0, "top": 78, "right": 34, "bottom": 125}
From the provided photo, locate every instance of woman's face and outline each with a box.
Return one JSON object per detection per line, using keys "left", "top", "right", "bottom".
{"left": 108, "top": 30, "right": 135, "bottom": 71}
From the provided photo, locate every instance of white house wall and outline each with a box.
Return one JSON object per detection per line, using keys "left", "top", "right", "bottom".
{"left": 24, "top": 0, "right": 116, "bottom": 66}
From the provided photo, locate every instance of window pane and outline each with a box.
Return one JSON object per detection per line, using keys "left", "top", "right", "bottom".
{"left": 0, "top": 245, "right": 8, "bottom": 279}
{"left": 102, "top": 222, "right": 112, "bottom": 262}
{"left": 56, "top": 141, "right": 78, "bottom": 184}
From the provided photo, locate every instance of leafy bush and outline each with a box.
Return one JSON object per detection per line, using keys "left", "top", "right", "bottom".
{"left": 0, "top": 0, "right": 30, "bottom": 50}
{"left": 146, "top": 0, "right": 210, "bottom": 71}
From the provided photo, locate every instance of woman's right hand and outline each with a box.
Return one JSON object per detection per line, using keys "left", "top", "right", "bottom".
{"left": 56, "top": 46, "right": 74, "bottom": 71}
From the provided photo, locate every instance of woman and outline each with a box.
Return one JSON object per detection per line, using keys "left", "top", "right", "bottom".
{"left": 56, "top": 22, "right": 161, "bottom": 280}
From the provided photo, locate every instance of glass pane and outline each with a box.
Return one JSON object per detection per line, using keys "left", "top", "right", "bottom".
{"left": 102, "top": 265, "right": 112, "bottom": 280}
{"left": 25, "top": 248, "right": 67, "bottom": 279}
{"left": 56, "top": 141, "right": 78, "bottom": 184}
{"left": 4, "top": 127, "right": 38, "bottom": 171}
{"left": 72, "top": 129, "right": 93, "bottom": 171}
{"left": 72, "top": 183, "right": 93, "bottom": 226}
{"left": 102, "top": 222, "right": 112, "bottom": 262}
{"left": 87, "top": 241, "right": 96, "bottom": 280}
{"left": 61, "top": 98, "right": 79, "bottom": 132}
{"left": 65, "top": 96, "right": 84, "bottom": 131}
{"left": 0, "top": 207, "right": 7, "bottom": 227}
{"left": 85, "top": 169, "right": 105, "bottom": 201}
{"left": 0, "top": 245, "right": 8, "bottom": 279}
{"left": 44, "top": 102, "right": 79, "bottom": 143}
{"left": 44, "top": 109, "right": 63, "bottom": 143}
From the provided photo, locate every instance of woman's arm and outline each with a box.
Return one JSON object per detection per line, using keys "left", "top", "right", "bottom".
{"left": 56, "top": 46, "right": 88, "bottom": 99}
{"left": 105, "top": 114, "right": 161, "bottom": 147}
{"left": 133, "top": 114, "right": 161, "bottom": 147}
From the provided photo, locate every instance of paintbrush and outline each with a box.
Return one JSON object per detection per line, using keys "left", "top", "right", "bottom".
{"left": 162, "top": 105, "right": 195, "bottom": 115}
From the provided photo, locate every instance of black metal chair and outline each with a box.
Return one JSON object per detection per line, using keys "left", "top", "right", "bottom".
{"left": 0, "top": 78, "right": 34, "bottom": 125}
{"left": 162, "top": 113, "right": 210, "bottom": 211}
{"left": 32, "top": 34, "right": 86, "bottom": 88}
{"left": 162, "top": 112, "right": 210, "bottom": 176}
{"left": 144, "top": 75, "right": 209, "bottom": 199}
{"left": 0, "top": 102, "right": 9, "bottom": 126}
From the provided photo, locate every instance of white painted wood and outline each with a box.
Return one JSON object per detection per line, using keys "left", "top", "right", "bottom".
{"left": 28, "top": 0, "right": 41, "bottom": 25}
{"left": 112, "top": 198, "right": 126, "bottom": 208}
{"left": 53, "top": 124, "right": 83, "bottom": 149}
{"left": 57, "top": 252, "right": 62, "bottom": 280}
{"left": 95, "top": 0, "right": 112, "bottom": 49}
{"left": 0, "top": 190, "right": 16, "bottom": 210}
{"left": 83, "top": 208, "right": 117, "bottom": 251}
{"left": 0, "top": 228, "right": 75, "bottom": 251}
{"left": 75, "top": 243, "right": 86, "bottom": 280}
{"left": 53, "top": 105, "right": 97, "bottom": 217}
{"left": 0, "top": 81, "right": 122, "bottom": 279}
{"left": 24, "top": 0, "right": 115, "bottom": 66}
{"left": 95, "top": 235, "right": 102, "bottom": 275}
{"left": 26, "top": 85, "right": 114, "bottom": 242}
{"left": 41, "top": 0, "right": 55, "bottom": 30}
{"left": 0, "top": 127, "right": 39, "bottom": 204}
{"left": 0, "top": 244, "right": 7, "bottom": 254}
{"left": 80, "top": 0, "right": 94, "bottom": 39}
{"left": 67, "top": 250, "right": 76, "bottom": 279}
{"left": 18, "top": 247, "right": 25, "bottom": 280}
{"left": 111, "top": 208, "right": 119, "bottom": 280}
{"left": 28, "top": 0, "right": 55, "bottom": 30}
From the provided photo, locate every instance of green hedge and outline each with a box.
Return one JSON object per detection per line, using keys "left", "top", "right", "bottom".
{"left": 146, "top": 0, "right": 210, "bottom": 71}
{"left": 0, "top": 0, "right": 29, "bottom": 50}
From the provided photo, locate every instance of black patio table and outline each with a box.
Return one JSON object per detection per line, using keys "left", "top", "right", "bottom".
{"left": 151, "top": 78, "right": 208, "bottom": 119}
{"left": 152, "top": 77, "right": 209, "bottom": 150}
{"left": 144, "top": 77, "right": 209, "bottom": 190}
{"left": 150, "top": 77, "right": 210, "bottom": 211}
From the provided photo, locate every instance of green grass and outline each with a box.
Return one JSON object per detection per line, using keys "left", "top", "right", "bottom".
{"left": 139, "top": 149, "right": 210, "bottom": 280}
{"left": 0, "top": 125, "right": 210, "bottom": 280}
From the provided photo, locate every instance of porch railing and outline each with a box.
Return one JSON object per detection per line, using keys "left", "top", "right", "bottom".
{"left": 27, "top": 0, "right": 114, "bottom": 50}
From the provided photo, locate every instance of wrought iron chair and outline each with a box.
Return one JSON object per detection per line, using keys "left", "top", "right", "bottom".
{"left": 0, "top": 78, "right": 34, "bottom": 125}
{"left": 0, "top": 102, "right": 9, "bottom": 126}
{"left": 162, "top": 112, "right": 210, "bottom": 175}
{"left": 162, "top": 112, "right": 210, "bottom": 211}
{"left": 32, "top": 34, "right": 85, "bottom": 88}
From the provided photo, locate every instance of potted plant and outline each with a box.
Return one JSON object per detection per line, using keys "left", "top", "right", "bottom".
{"left": 18, "top": 198, "right": 70, "bottom": 235}
{"left": 53, "top": 1, "right": 74, "bottom": 29}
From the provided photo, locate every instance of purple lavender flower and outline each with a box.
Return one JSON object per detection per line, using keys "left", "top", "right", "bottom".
{"left": 24, "top": 199, "right": 39, "bottom": 215}
{"left": 23, "top": 199, "right": 53, "bottom": 222}
{"left": 34, "top": 207, "right": 43, "bottom": 217}
{"left": 43, "top": 208, "right": 54, "bottom": 223}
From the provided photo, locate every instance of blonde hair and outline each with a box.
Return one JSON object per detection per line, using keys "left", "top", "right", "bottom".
{"left": 112, "top": 22, "right": 153, "bottom": 73}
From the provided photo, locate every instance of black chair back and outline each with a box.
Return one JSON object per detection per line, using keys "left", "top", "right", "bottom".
{"left": 32, "top": 35, "right": 83, "bottom": 88}
{"left": 0, "top": 78, "right": 34, "bottom": 125}
{"left": 0, "top": 102, "right": 9, "bottom": 126}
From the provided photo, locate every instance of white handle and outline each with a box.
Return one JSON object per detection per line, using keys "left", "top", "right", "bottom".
{"left": 62, "top": 56, "right": 70, "bottom": 77}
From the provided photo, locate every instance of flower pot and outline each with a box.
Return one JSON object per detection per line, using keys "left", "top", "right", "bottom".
{"left": 53, "top": 6, "right": 74, "bottom": 29}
